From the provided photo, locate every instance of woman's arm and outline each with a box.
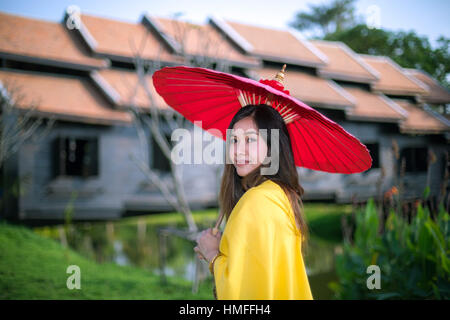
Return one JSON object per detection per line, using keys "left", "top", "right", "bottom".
{"left": 213, "top": 188, "right": 291, "bottom": 299}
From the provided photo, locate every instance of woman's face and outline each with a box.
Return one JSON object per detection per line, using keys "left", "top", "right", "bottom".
{"left": 228, "top": 117, "right": 268, "bottom": 177}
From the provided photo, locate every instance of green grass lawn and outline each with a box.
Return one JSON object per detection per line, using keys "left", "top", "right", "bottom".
{"left": 0, "top": 221, "right": 215, "bottom": 299}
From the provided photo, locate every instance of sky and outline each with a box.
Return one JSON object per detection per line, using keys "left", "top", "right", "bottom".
{"left": 0, "top": 0, "right": 449, "bottom": 48}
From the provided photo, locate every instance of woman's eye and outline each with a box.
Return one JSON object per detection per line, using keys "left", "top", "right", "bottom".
{"left": 230, "top": 137, "right": 256, "bottom": 143}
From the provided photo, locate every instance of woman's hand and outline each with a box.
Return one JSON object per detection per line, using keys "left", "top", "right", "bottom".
{"left": 194, "top": 228, "right": 222, "bottom": 262}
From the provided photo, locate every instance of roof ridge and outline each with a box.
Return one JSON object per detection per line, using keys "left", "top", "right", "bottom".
{"left": 79, "top": 11, "right": 140, "bottom": 25}
{"left": 360, "top": 54, "right": 430, "bottom": 94}
{"left": 224, "top": 18, "right": 292, "bottom": 33}
{"left": 405, "top": 68, "right": 450, "bottom": 92}
{"left": 0, "top": 10, "right": 58, "bottom": 25}
{"left": 317, "top": 41, "right": 381, "bottom": 79}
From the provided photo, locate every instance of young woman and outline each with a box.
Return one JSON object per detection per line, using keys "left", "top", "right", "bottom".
{"left": 194, "top": 103, "right": 313, "bottom": 300}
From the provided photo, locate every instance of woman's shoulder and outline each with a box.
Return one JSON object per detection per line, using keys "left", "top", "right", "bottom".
{"left": 239, "top": 179, "right": 292, "bottom": 216}
{"left": 234, "top": 179, "right": 299, "bottom": 234}
{"left": 244, "top": 179, "right": 288, "bottom": 201}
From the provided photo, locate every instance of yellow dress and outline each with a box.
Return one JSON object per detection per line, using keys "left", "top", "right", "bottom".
{"left": 213, "top": 179, "right": 314, "bottom": 300}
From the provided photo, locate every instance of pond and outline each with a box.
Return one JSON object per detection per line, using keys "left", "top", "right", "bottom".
{"left": 34, "top": 212, "right": 341, "bottom": 299}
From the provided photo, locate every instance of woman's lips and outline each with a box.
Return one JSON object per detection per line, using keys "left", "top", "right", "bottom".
{"left": 235, "top": 159, "right": 251, "bottom": 167}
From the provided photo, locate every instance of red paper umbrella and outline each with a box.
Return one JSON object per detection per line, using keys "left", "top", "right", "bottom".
{"left": 152, "top": 65, "right": 372, "bottom": 174}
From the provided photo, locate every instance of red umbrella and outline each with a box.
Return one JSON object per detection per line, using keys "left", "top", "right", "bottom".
{"left": 153, "top": 64, "right": 373, "bottom": 241}
{"left": 152, "top": 65, "right": 372, "bottom": 175}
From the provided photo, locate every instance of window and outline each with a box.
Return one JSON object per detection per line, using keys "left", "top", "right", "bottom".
{"left": 53, "top": 136, "right": 98, "bottom": 178}
{"left": 150, "top": 133, "right": 173, "bottom": 173}
{"left": 365, "top": 143, "right": 380, "bottom": 169}
{"left": 399, "top": 146, "right": 428, "bottom": 173}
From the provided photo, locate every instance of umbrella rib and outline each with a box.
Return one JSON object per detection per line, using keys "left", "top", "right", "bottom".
{"left": 311, "top": 112, "right": 369, "bottom": 159}
{"left": 187, "top": 97, "right": 239, "bottom": 117}
{"left": 314, "top": 120, "right": 365, "bottom": 171}
{"left": 158, "top": 76, "right": 230, "bottom": 84}
{"left": 167, "top": 69, "right": 232, "bottom": 78}
{"left": 306, "top": 118, "right": 355, "bottom": 173}
{"left": 299, "top": 118, "right": 340, "bottom": 173}
{"left": 292, "top": 119, "right": 322, "bottom": 171}
{"left": 157, "top": 88, "right": 235, "bottom": 96}
{"left": 202, "top": 105, "right": 239, "bottom": 130}
{"left": 167, "top": 73, "right": 240, "bottom": 84}
{"left": 288, "top": 125, "right": 304, "bottom": 168}
{"left": 314, "top": 120, "right": 368, "bottom": 171}
{"left": 158, "top": 83, "right": 234, "bottom": 89}
{"left": 168, "top": 94, "right": 238, "bottom": 109}
{"left": 155, "top": 77, "right": 228, "bottom": 86}
{"left": 156, "top": 78, "right": 234, "bottom": 86}
{"left": 157, "top": 75, "right": 238, "bottom": 86}
{"left": 159, "top": 69, "right": 230, "bottom": 79}
{"left": 302, "top": 118, "right": 350, "bottom": 173}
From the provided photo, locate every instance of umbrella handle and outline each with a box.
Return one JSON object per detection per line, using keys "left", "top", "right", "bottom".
{"left": 196, "top": 210, "right": 224, "bottom": 261}
{"left": 212, "top": 209, "right": 225, "bottom": 236}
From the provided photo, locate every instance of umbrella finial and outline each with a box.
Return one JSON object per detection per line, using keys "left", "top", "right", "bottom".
{"left": 273, "top": 64, "right": 287, "bottom": 85}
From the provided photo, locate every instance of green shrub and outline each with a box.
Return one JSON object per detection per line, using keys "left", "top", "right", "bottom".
{"left": 330, "top": 198, "right": 449, "bottom": 299}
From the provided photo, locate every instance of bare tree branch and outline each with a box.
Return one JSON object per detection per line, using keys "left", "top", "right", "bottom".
{"left": 122, "top": 14, "right": 233, "bottom": 292}
{"left": 0, "top": 81, "right": 55, "bottom": 167}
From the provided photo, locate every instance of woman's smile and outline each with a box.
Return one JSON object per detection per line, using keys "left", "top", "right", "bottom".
{"left": 235, "top": 158, "right": 252, "bottom": 166}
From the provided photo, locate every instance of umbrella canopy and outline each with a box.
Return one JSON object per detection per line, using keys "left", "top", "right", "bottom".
{"left": 152, "top": 65, "right": 372, "bottom": 174}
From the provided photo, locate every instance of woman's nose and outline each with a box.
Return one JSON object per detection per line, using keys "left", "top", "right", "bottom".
{"left": 236, "top": 138, "right": 247, "bottom": 155}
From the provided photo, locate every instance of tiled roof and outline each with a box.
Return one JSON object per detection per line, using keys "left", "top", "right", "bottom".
{"left": 254, "top": 67, "right": 355, "bottom": 109}
{"left": 79, "top": 13, "right": 182, "bottom": 63}
{"left": 359, "top": 55, "right": 429, "bottom": 96}
{"left": 147, "top": 16, "right": 259, "bottom": 68}
{"left": 1, "top": 10, "right": 448, "bottom": 135}
{"left": 404, "top": 69, "right": 450, "bottom": 104}
{"left": 94, "top": 68, "right": 168, "bottom": 110}
{"left": 219, "top": 20, "right": 326, "bottom": 67}
{"left": 0, "top": 12, "right": 107, "bottom": 69}
{"left": 310, "top": 40, "right": 379, "bottom": 83}
{"left": 343, "top": 86, "right": 407, "bottom": 122}
{"left": 394, "top": 99, "right": 450, "bottom": 134}
{"left": 0, "top": 70, "right": 131, "bottom": 125}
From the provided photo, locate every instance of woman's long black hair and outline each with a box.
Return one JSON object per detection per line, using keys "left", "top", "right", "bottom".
{"left": 219, "top": 104, "right": 309, "bottom": 254}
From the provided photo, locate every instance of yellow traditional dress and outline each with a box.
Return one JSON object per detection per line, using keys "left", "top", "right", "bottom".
{"left": 213, "top": 179, "right": 313, "bottom": 300}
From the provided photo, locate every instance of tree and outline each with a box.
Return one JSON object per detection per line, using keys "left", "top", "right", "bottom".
{"left": 124, "top": 14, "right": 230, "bottom": 234}
{"left": 123, "top": 14, "right": 231, "bottom": 293}
{"left": 289, "top": 1, "right": 449, "bottom": 89}
{"left": 0, "top": 81, "right": 55, "bottom": 220}
{"left": 289, "top": 0, "right": 358, "bottom": 38}
{"left": 0, "top": 82, "right": 55, "bottom": 166}
{"left": 324, "top": 25, "right": 450, "bottom": 88}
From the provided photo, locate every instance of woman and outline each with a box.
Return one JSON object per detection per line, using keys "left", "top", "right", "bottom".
{"left": 194, "top": 103, "right": 313, "bottom": 300}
